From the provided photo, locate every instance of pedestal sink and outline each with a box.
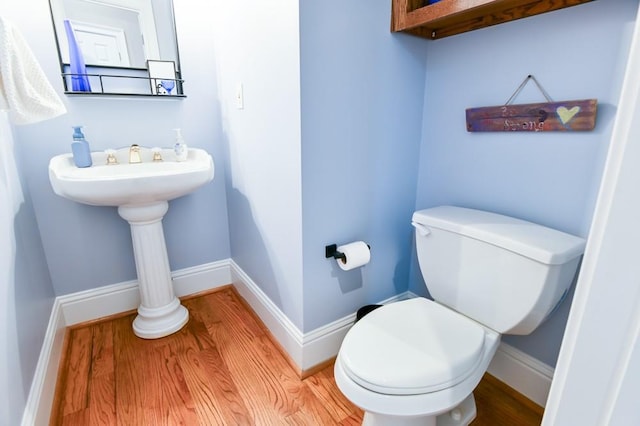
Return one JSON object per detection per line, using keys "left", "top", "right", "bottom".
{"left": 49, "top": 147, "right": 214, "bottom": 339}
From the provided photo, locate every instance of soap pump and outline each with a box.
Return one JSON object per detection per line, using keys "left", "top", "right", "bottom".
{"left": 173, "top": 128, "right": 188, "bottom": 162}
{"left": 71, "top": 126, "right": 92, "bottom": 168}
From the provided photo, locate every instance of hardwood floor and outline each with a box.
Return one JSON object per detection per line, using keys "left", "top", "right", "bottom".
{"left": 51, "top": 286, "right": 543, "bottom": 425}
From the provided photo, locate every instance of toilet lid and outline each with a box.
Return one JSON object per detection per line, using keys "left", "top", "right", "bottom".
{"left": 339, "top": 298, "right": 486, "bottom": 395}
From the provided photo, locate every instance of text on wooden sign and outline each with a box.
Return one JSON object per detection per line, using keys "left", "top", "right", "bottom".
{"left": 466, "top": 99, "right": 597, "bottom": 132}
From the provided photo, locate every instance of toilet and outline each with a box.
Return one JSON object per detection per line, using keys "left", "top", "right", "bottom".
{"left": 334, "top": 206, "right": 586, "bottom": 426}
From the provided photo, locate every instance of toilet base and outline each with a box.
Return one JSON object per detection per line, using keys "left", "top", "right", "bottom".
{"left": 362, "top": 393, "right": 476, "bottom": 426}
{"left": 436, "top": 394, "right": 476, "bottom": 426}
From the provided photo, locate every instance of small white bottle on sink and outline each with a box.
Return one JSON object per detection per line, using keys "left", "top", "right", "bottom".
{"left": 173, "top": 128, "right": 188, "bottom": 162}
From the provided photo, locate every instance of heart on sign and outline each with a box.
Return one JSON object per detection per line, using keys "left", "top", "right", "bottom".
{"left": 557, "top": 106, "right": 580, "bottom": 124}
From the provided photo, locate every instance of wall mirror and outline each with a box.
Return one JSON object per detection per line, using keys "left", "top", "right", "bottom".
{"left": 48, "top": 0, "right": 185, "bottom": 97}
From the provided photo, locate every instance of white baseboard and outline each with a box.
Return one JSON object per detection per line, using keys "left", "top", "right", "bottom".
{"left": 22, "top": 260, "right": 232, "bottom": 426}
{"left": 229, "top": 260, "right": 306, "bottom": 366}
{"left": 24, "top": 260, "right": 552, "bottom": 425}
{"left": 60, "top": 260, "right": 231, "bottom": 326}
{"left": 21, "top": 300, "right": 66, "bottom": 426}
{"left": 488, "top": 341, "right": 554, "bottom": 407}
{"left": 229, "top": 279, "right": 553, "bottom": 405}
{"left": 230, "top": 259, "right": 411, "bottom": 371}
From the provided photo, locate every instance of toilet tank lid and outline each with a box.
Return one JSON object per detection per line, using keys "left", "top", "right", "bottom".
{"left": 412, "top": 206, "right": 586, "bottom": 265}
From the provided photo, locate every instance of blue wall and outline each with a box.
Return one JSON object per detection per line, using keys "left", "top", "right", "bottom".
{"left": 412, "top": 0, "right": 637, "bottom": 366}
{"left": 299, "top": 0, "right": 428, "bottom": 331}
{"left": 4, "top": 1, "right": 232, "bottom": 421}
{"left": 4, "top": 8, "right": 638, "bottom": 424}
{"left": 1, "top": 117, "right": 56, "bottom": 426}
{"left": 10, "top": 0, "right": 231, "bottom": 297}
{"left": 208, "top": 0, "right": 305, "bottom": 329}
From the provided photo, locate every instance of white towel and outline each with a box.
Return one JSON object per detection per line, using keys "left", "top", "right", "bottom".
{"left": 0, "top": 16, "right": 66, "bottom": 125}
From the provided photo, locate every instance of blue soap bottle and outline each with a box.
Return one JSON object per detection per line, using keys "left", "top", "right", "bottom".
{"left": 71, "top": 126, "right": 92, "bottom": 168}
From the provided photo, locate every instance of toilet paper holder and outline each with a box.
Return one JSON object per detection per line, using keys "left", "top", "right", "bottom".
{"left": 325, "top": 244, "right": 347, "bottom": 262}
{"left": 325, "top": 243, "right": 370, "bottom": 261}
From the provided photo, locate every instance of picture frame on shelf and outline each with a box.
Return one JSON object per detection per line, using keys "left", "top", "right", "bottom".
{"left": 147, "top": 60, "right": 177, "bottom": 95}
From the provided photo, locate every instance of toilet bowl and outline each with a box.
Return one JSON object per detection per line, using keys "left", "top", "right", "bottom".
{"left": 335, "top": 298, "right": 500, "bottom": 426}
{"left": 335, "top": 206, "right": 586, "bottom": 426}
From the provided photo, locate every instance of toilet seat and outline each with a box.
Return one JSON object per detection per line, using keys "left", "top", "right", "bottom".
{"left": 339, "top": 298, "right": 487, "bottom": 395}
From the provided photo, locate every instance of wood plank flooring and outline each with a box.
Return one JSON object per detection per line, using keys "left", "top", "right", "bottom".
{"left": 51, "top": 286, "right": 543, "bottom": 425}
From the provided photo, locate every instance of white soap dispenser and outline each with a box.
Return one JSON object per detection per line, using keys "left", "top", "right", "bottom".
{"left": 173, "top": 128, "right": 188, "bottom": 162}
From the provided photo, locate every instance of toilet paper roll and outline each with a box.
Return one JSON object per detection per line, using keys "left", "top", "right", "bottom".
{"left": 336, "top": 241, "right": 370, "bottom": 271}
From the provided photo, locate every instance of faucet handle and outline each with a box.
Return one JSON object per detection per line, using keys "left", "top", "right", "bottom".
{"left": 105, "top": 149, "right": 118, "bottom": 165}
{"left": 152, "top": 147, "right": 163, "bottom": 162}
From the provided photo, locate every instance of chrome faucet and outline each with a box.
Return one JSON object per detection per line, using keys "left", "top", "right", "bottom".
{"left": 129, "top": 144, "right": 142, "bottom": 163}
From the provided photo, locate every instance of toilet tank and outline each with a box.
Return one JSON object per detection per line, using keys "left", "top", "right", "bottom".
{"left": 411, "top": 206, "right": 586, "bottom": 335}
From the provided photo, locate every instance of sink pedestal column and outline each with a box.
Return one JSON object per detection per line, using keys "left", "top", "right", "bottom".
{"left": 118, "top": 201, "right": 188, "bottom": 339}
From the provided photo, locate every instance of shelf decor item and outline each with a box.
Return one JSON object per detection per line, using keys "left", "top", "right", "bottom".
{"left": 63, "top": 19, "right": 91, "bottom": 92}
{"left": 147, "top": 60, "right": 177, "bottom": 95}
{"left": 465, "top": 75, "right": 597, "bottom": 132}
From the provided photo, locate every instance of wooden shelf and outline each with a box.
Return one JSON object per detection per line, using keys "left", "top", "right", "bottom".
{"left": 391, "top": 0, "right": 595, "bottom": 40}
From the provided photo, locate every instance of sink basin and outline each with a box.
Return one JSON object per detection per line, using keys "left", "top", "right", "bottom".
{"left": 48, "top": 146, "right": 214, "bottom": 339}
{"left": 49, "top": 147, "right": 214, "bottom": 206}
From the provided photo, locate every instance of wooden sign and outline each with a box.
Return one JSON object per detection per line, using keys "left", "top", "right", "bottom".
{"left": 466, "top": 99, "right": 597, "bottom": 132}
